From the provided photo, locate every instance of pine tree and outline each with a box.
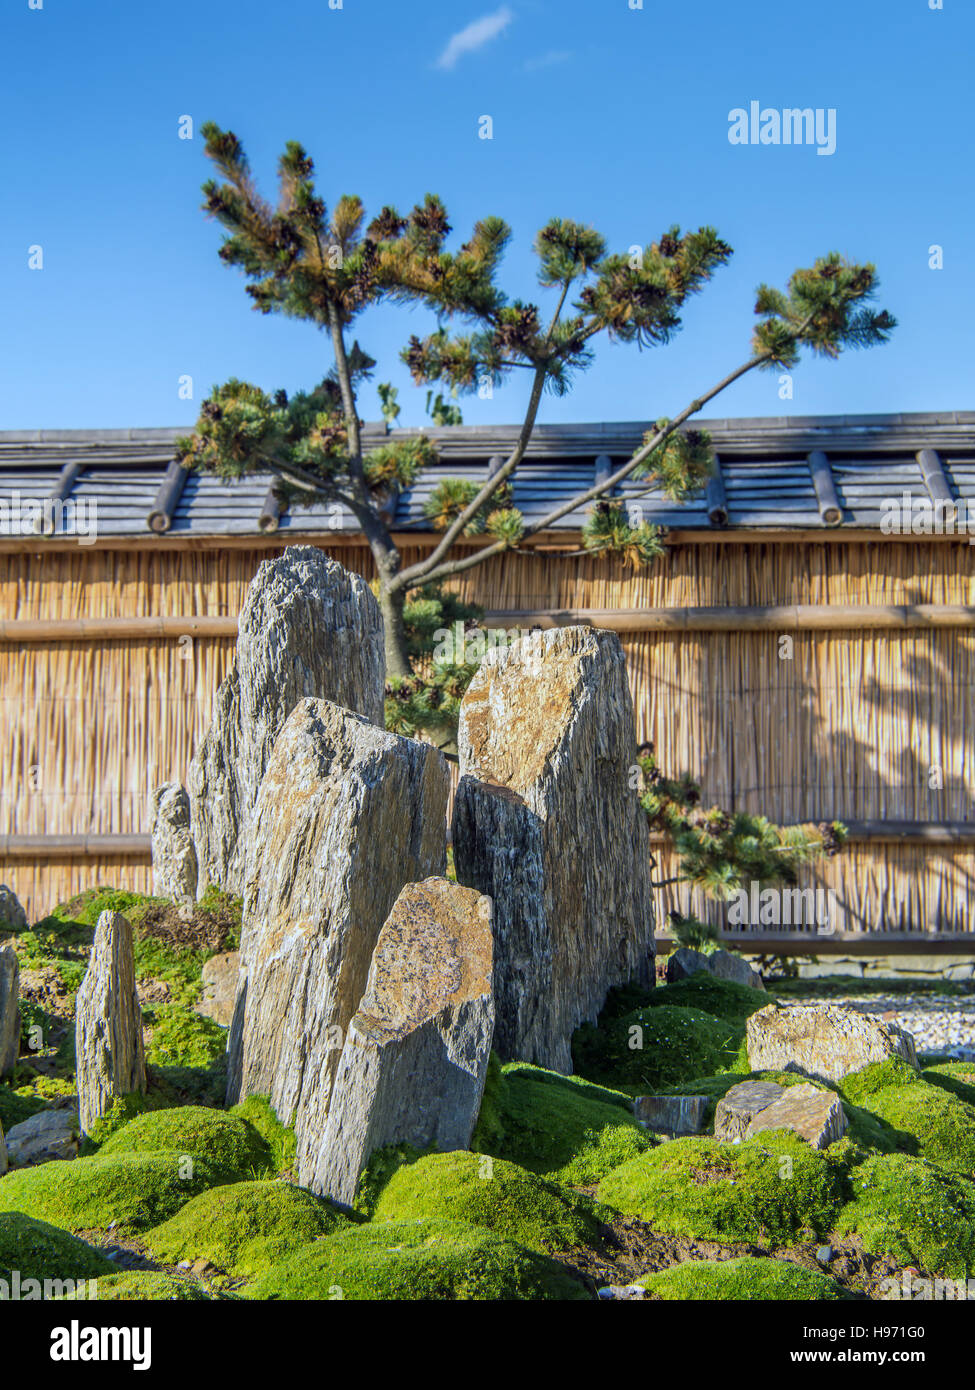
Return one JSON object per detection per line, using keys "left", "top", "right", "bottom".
{"left": 181, "top": 120, "right": 896, "bottom": 837}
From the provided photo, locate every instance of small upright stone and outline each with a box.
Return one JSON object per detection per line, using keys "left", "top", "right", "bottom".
{"left": 75, "top": 911, "right": 146, "bottom": 1134}
{"left": 314, "top": 878, "right": 494, "bottom": 1204}
{"left": 633, "top": 1095, "right": 708, "bottom": 1137}
{"left": 194, "top": 951, "right": 240, "bottom": 1028}
{"left": 452, "top": 626, "right": 654, "bottom": 1073}
{"left": 190, "top": 549, "right": 386, "bottom": 896}
{"left": 0, "top": 884, "right": 28, "bottom": 932}
{"left": 0, "top": 944, "right": 20, "bottom": 1077}
{"left": 149, "top": 782, "right": 198, "bottom": 904}
{"left": 226, "top": 698, "right": 450, "bottom": 1182}
{"left": 745, "top": 1083, "right": 848, "bottom": 1149}
{"left": 746, "top": 1001, "right": 918, "bottom": 1084}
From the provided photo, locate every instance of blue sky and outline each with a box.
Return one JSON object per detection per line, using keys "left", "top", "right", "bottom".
{"left": 2, "top": 0, "right": 971, "bottom": 430}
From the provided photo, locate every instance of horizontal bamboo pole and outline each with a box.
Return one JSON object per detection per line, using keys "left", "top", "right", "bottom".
{"left": 0, "top": 834, "right": 151, "bottom": 859}
{"left": 5, "top": 604, "right": 975, "bottom": 644}
{"left": 654, "top": 931, "right": 975, "bottom": 955}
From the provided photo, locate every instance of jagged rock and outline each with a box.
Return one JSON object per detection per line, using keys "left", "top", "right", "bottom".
{"left": 5, "top": 1108, "right": 80, "bottom": 1166}
{"left": 746, "top": 1002, "right": 918, "bottom": 1084}
{"left": 0, "top": 1123, "right": 6, "bottom": 1176}
{"left": 452, "top": 625, "right": 653, "bottom": 1073}
{"left": 714, "top": 1080, "right": 786, "bottom": 1142}
{"left": 0, "top": 884, "right": 27, "bottom": 932}
{"left": 194, "top": 951, "right": 240, "bottom": 1028}
{"left": 745, "top": 1082, "right": 848, "bottom": 1149}
{"left": 75, "top": 911, "right": 146, "bottom": 1134}
{"left": 149, "top": 782, "right": 198, "bottom": 904}
{"left": 0, "top": 944, "right": 20, "bottom": 1076}
{"left": 633, "top": 1095, "right": 708, "bottom": 1136}
{"left": 190, "top": 549, "right": 385, "bottom": 896}
{"left": 314, "top": 878, "right": 494, "bottom": 1204}
{"left": 226, "top": 698, "right": 449, "bottom": 1184}
{"left": 667, "top": 947, "right": 765, "bottom": 991}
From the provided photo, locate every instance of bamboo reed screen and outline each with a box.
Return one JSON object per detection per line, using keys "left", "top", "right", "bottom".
{"left": 2, "top": 538, "right": 974, "bottom": 927}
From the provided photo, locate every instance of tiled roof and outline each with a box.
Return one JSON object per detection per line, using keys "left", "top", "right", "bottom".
{"left": 1, "top": 412, "right": 973, "bottom": 540}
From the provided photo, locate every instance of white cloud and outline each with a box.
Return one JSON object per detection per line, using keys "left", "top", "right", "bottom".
{"left": 436, "top": 7, "right": 514, "bottom": 71}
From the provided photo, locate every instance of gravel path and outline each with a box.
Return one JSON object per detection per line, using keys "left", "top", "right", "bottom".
{"left": 825, "top": 993, "right": 975, "bottom": 1060}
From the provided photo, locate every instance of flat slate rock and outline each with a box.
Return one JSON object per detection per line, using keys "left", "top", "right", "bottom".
{"left": 714, "top": 1080, "right": 786, "bottom": 1142}
{"left": 633, "top": 1095, "right": 709, "bottom": 1136}
{"left": 745, "top": 1082, "right": 848, "bottom": 1149}
{"left": 5, "top": 1107, "right": 80, "bottom": 1166}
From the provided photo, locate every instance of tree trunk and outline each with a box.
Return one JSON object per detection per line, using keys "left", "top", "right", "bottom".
{"left": 378, "top": 580, "right": 411, "bottom": 680}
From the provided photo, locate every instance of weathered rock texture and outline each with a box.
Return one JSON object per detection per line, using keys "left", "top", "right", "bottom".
{"left": 0, "top": 1123, "right": 6, "bottom": 1176}
{"left": 452, "top": 625, "right": 654, "bottom": 1073}
{"left": 745, "top": 1082, "right": 848, "bottom": 1149}
{"left": 226, "top": 699, "right": 450, "bottom": 1180}
{"left": 746, "top": 1002, "right": 918, "bottom": 1084}
{"left": 189, "top": 548, "right": 385, "bottom": 895}
{"left": 633, "top": 1095, "right": 708, "bottom": 1136}
{"left": 0, "top": 944, "right": 20, "bottom": 1077}
{"left": 194, "top": 950, "right": 240, "bottom": 1027}
{"left": 0, "top": 884, "right": 27, "bottom": 932}
{"left": 714, "top": 1080, "right": 786, "bottom": 1143}
{"left": 315, "top": 878, "right": 494, "bottom": 1204}
{"left": 5, "top": 1108, "right": 80, "bottom": 1166}
{"left": 667, "top": 946, "right": 765, "bottom": 991}
{"left": 149, "top": 782, "right": 198, "bottom": 903}
{"left": 75, "top": 911, "right": 146, "bottom": 1134}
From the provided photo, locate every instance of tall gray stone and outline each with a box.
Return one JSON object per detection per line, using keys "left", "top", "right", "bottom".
{"left": 0, "top": 944, "right": 19, "bottom": 1077}
{"left": 0, "top": 884, "right": 27, "bottom": 932}
{"left": 226, "top": 698, "right": 450, "bottom": 1184}
{"left": 452, "top": 625, "right": 654, "bottom": 1073}
{"left": 75, "top": 911, "right": 146, "bottom": 1134}
{"left": 189, "top": 548, "right": 385, "bottom": 896}
{"left": 149, "top": 782, "right": 198, "bottom": 904}
{"left": 314, "top": 878, "right": 494, "bottom": 1204}
{"left": 0, "top": 1122, "right": 6, "bottom": 1176}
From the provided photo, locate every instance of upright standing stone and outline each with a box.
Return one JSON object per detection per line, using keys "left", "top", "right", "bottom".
{"left": 189, "top": 548, "right": 385, "bottom": 896}
{"left": 75, "top": 911, "right": 146, "bottom": 1134}
{"left": 314, "top": 878, "right": 494, "bottom": 1204}
{"left": 453, "top": 626, "right": 654, "bottom": 1073}
{"left": 0, "top": 885, "right": 28, "bottom": 933}
{"left": 0, "top": 944, "right": 19, "bottom": 1077}
{"left": 226, "top": 698, "right": 450, "bottom": 1184}
{"left": 0, "top": 1122, "right": 6, "bottom": 1176}
{"left": 149, "top": 782, "right": 199, "bottom": 904}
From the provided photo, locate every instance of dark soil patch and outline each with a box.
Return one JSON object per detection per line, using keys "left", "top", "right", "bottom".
{"left": 133, "top": 901, "right": 237, "bottom": 955}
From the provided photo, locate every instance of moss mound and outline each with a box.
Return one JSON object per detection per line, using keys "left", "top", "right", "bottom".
{"left": 98, "top": 1105, "right": 271, "bottom": 1182}
{"left": 228, "top": 1095, "right": 296, "bottom": 1174}
{"left": 919, "top": 1062, "right": 975, "bottom": 1108}
{"left": 639, "top": 1255, "right": 848, "bottom": 1301}
{"left": 837, "top": 1151, "right": 975, "bottom": 1279}
{"left": 0, "top": 1086, "right": 49, "bottom": 1131}
{"left": 248, "top": 1217, "right": 592, "bottom": 1301}
{"left": 839, "top": 1071, "right": 975, "bottom": 1175}
{"left": 373, "top": 1151, "right": 607, "bottom": 1254}
{"left": 643, "top": 974, "right": 772, "bottom": 1026}
{"left": 146, "top": 1005, "right": 228, "bottom": 1069}
{"left": 0, "top": 1213, "right": 114, "bottom": 1282}
{"left": 0, "top": 1151, "right": 219, "bottom": 1233}
{"left": 471, "top": 1060, "right": 652, "bottom": 1184}
{"left": 59, "top": 1272, "right": 218, "bottom": 1301}
{"left": 598, "top": 1133, "right": 851, "bottom": 1245}
{"left": 572, "top": 1005, "right": 740, "bottom": 1091}
{"left": 148, "top": 1180, "right": 350, "bottom": 1278}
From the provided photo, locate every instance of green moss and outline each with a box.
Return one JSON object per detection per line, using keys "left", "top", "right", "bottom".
{"left": 920, "top": 1062, "right": 975, "bottom": 1108}
{"left": 837, "top": 1152, "right": 975, "bottom": 1278}
{"left": 839, "top": 1058, "right": 921, "bottom": 1103}
{"left": 598, "top": 1133, "right": 852, "bottom": 1245}
{"left": 642, "top": 974, "right": 773, "bottom": 1027}
{"left": 373, "top": 1151, "right": 608, "bottom": 1254}
{"left": 228, "top": 1095, "right": 296, "bottom": 1174}
{"left": 471, "top": 1060, "right": 652, "bottom": 1184}
{"left": 0, "top": 1213, "right": 114, "bottom": 1282}
{"left": 0, "top": 1084, "right": 48, "bottom": 1130}
{"left": 78, "top": 1092, "right": 157, "bottom": 1155}
{"left": 248, "top": 1218, "right": 593, "bottom": 1301}
{"left": 839, "top": 1073, "right": 975, "bottom": 1175}
{"left": 354, "top": 1143, "right": 430, "bottom": 1218}
{"left": 58, "top": 1272, "right": 219, "bottom": 1301}
{"left": 0, "top": 1151, "right": 219, "bottom": 1232}
{"left": 501, "top": 1061, "right": 634, "bottom": 1112}
{"left": 638, "top": 1255, "right": 849, "bottom": 1301}
{"left": 146, "top": 1004, "right": 227, "bottom": 1069}
{"left": 98, "top": 1105, "right": 272, "bottom": 1182}
{"left": 147, "top": 1180, "right": 350, "bottom": 1278}
{"left": 572, "top": 1005, "right": 742, "bottom": 1092}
